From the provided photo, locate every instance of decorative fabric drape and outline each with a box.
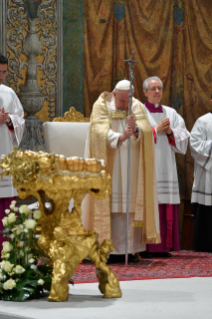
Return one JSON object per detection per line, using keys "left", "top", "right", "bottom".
{"left": 82, "top": 0, "right": 212, "bottom": 207}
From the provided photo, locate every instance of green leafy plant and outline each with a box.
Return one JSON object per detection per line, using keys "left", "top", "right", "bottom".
{"left": 0, "top": 201, "right": 52, "bottom": 301}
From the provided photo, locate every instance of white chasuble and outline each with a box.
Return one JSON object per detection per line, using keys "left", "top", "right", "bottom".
{"left": 190, "top": 113, "right": 212, "bottom": 206}
{"left": 145, "top": 105, "right": 190, "bottom": 204}
{"left": 0, "top": 84, "right": 25, "bottom": 198}
{"left": 83, "top": 95, "right": 147, "bottom": 254}
{"left": 107, "top": 100, "right": 140, "bottom": 214}
{"left": 107, "top": 97, "right": 146, "bottom": 253}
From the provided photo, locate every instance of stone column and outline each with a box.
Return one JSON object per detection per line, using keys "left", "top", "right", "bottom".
{"left": 6, "top": 0, "right": 64, "bottom": 150}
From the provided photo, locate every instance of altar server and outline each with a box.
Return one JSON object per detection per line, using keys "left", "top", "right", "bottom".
{"left": 190, "top": 103, "right": 212, "bottom": 252}
{"left": 83, "top": 79, "right": 160, "bottom": 263}
{"left": 143, "top": 76, "right": 190, "bottom": 257}
{"left": 0, "top": 54, "right": 25, "bottom": 247}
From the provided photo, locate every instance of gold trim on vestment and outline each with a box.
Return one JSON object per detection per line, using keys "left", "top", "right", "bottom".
{"left": 132, "top": 221, "right": 144, "bottom": 227}
{"left": 110, "top": 111, "right": 126, "bottom": 120}
{"left": 145, "top": 233, "right": 161, "bottom": 244}
{"left": 89, "top": 93, "right": 115, "bottom": 243}
{"left": 132, "top": 99, "right": 157, "bottom": 243}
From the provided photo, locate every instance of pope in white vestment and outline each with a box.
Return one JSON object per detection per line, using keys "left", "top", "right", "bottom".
{"left": 142, "top": 76, "right": 190, "bottom": 257}
{"left": 83, "top": 80, "right": 160, "bottom": 262}
{"left": 0, "top": 54, "right": 25, "bottom": 248}
{"left": 190, "top": 109, "right": 212, "bottom": 252}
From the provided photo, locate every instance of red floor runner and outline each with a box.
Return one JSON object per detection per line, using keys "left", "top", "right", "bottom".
{"left": 72, "top": 251, "right": 212, "bottom": 283}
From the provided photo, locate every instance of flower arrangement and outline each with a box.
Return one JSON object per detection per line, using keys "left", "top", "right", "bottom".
{"left": 0, "top": 200, "right": 52, "bottom": 301}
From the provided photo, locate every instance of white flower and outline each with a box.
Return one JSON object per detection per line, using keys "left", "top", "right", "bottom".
{"left": 2, "top": 241, "right": 13, "bottom": 253}
{"left": 26, "top": 253, "right": 33, "bottom": 260}
{"left": 14, "top": 265, "right": 25, "bottom": 274}
{"left": 0, "top": 261, "right": 5, "bottom": 268}
{"left": 12, "top": 224, "right": 24, "bottom": 235}
{"left": 19, "top": 241, "right": 24, "bottom": 247}
{"left": 34, "top": 234, "right": 39, "bottom": 239}
{"left": 0, "top": 269, "right": 2, "bottom": 273}
{"left": 4, "top": 253, "right": 10, "bottom": 259}
{"left": 2, "top": 261, "right": 14, "bottom": 273}
{"left": 2, "top": 242, "right": 13, "bottom": 253}
{"left": 29, "top": 258, "right": 35, "bottom": 264}
{"left": 37, "top": 279, "right": 44, "bottom": 285}
{"left": 24, "top": 219, "right": 37, "bottom": 230}
{"left": 3, "top": 275, "right": 6, "bottom": 280}
{"left": 13, "top": 207, "right": 19, "bottom": 212}
{"left": 24, "top": 228, "right": 29, "bottom": 233}
{"left": 0, "top": 274, "right": 3, "bottom": 281}
{"left": 7, "top": 213, "right": 17, "bottom": 224}
{"left": 10, "top": 234, "right": 15, "bottom": 239}
{"left": 3, "top": 278, "right": 16, "bottom": 290}
{"left": 10, "top": 204, "right": 15, "bottom": 210}
{"left": 30, "top": 265, "right": 37, "bottom": 270}
{"left": 19, "top": 205, "right": 31, "bottom": 217}
{"left": 11, "top": 200, "right": 16, "bottom": 205}
{"left": 4, "top": 209, "right": 10, "bottom": 215}
{"left": 19, "top": 250, "right": 24, "bottom": 257}
{"left": 2, "top": 217, "right": 8, "bottom": 227}
{"left": 33, "top": 210, "right": 42, "bottom": 220}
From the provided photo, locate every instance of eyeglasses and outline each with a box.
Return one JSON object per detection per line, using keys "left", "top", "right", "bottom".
{"left": 0, "top": 71, "right": 7, "bottom": 75}
{"left": 147, "top": 87, "right": 163, "bottom": 91}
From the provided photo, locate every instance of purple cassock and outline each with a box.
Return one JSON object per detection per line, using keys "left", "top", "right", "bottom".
{"left": 144, "top": 101, "right": 180, "bottom": 253}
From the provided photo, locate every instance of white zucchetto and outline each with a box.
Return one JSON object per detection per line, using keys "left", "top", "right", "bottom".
{"left": 115, "top": 80, "right": 133, "bottom": 91}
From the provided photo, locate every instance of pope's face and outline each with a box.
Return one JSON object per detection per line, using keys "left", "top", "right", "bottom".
{"left": 0, "top": 64, "right": 7, "bottom": 85}
{"left": 143, "top": 79, "right": 163, "bottom": 105}
{"left": 113, "top": 90, "right": 130, "bottom": 111}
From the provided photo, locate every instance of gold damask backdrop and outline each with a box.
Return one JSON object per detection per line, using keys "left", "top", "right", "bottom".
{"left": 83, "top": 0, "right": 212, "bottom": 204}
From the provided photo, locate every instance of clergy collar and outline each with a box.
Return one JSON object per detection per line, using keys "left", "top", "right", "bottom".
{"left": 144, "top": 100, "right": 163, "bottom": 113}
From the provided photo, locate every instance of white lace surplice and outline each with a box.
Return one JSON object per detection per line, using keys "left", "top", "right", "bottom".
{"left": 145, "top": 105, "right": 190, "bottom": 204}
{"left": 190, "top": 113, "right": 212, "bottom": 206}
{"left": 0, "top": 84, "right": 25, "bottom": 198}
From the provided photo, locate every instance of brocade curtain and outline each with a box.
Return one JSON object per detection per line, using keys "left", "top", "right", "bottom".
{"left": 64, "top": 0, "right": 212, "bottom": 222}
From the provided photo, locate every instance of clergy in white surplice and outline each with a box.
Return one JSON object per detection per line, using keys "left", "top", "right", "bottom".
{"left": 0, "top": 54, "right": 25, "bottom": 248}
{"left": 190, "top": 108, "right": 212, "bottom": 252}
{"left": 142, "top": 76, "right": 190, "bottom": 257}
{"left": 83, "top": 80, "right": 160, "bottom": 263}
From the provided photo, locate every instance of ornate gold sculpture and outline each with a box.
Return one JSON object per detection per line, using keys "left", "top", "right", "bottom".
{"left": 53, "top": 107, "right": 90, "bottom": 122}
{"left": 0, "top": 150, "right": 122, "bottom": 301}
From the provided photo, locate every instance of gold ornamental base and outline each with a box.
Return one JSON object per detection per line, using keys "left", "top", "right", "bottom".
{"left": 0, "top": 150, "right": 122, "bottom": 301}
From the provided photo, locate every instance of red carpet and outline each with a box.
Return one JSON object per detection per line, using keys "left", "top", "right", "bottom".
{"left": 72, "top": 251, "right": 212, "bottom": 283}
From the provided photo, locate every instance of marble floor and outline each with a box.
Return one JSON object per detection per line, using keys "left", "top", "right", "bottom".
{"left": 0, "top": 277, "right": 212, "bottom": 319}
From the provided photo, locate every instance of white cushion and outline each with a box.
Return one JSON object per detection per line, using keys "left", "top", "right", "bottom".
{"left": 43, "top": 122, "right": 90, "bottom": 157}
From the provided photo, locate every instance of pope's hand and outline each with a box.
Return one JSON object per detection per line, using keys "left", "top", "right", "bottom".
{"left": 126, "top": 115, "right": 136, "bottom": 133}
{"left": 156, "top": 117, "right": 171, "bottom": 134}
{"left": 119, "top": 125, "right": 133, "bottom": 142}
{"left": 0, "top": 108, "right": 10, "bottom": 124}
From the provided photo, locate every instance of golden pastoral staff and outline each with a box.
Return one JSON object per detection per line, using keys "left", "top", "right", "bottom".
{"left": 84, "top": 80, "right": 161, "bottom": 263}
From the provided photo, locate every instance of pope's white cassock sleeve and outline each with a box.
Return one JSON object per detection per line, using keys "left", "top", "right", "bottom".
{"left": 0, "top": 84, "right": 25, "bottom": 198}
{"left": 190, "top": 113, "right": 212, "bottom": 205}
{"left": 145, "top": 105, "right": 190, "bottom": 204}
